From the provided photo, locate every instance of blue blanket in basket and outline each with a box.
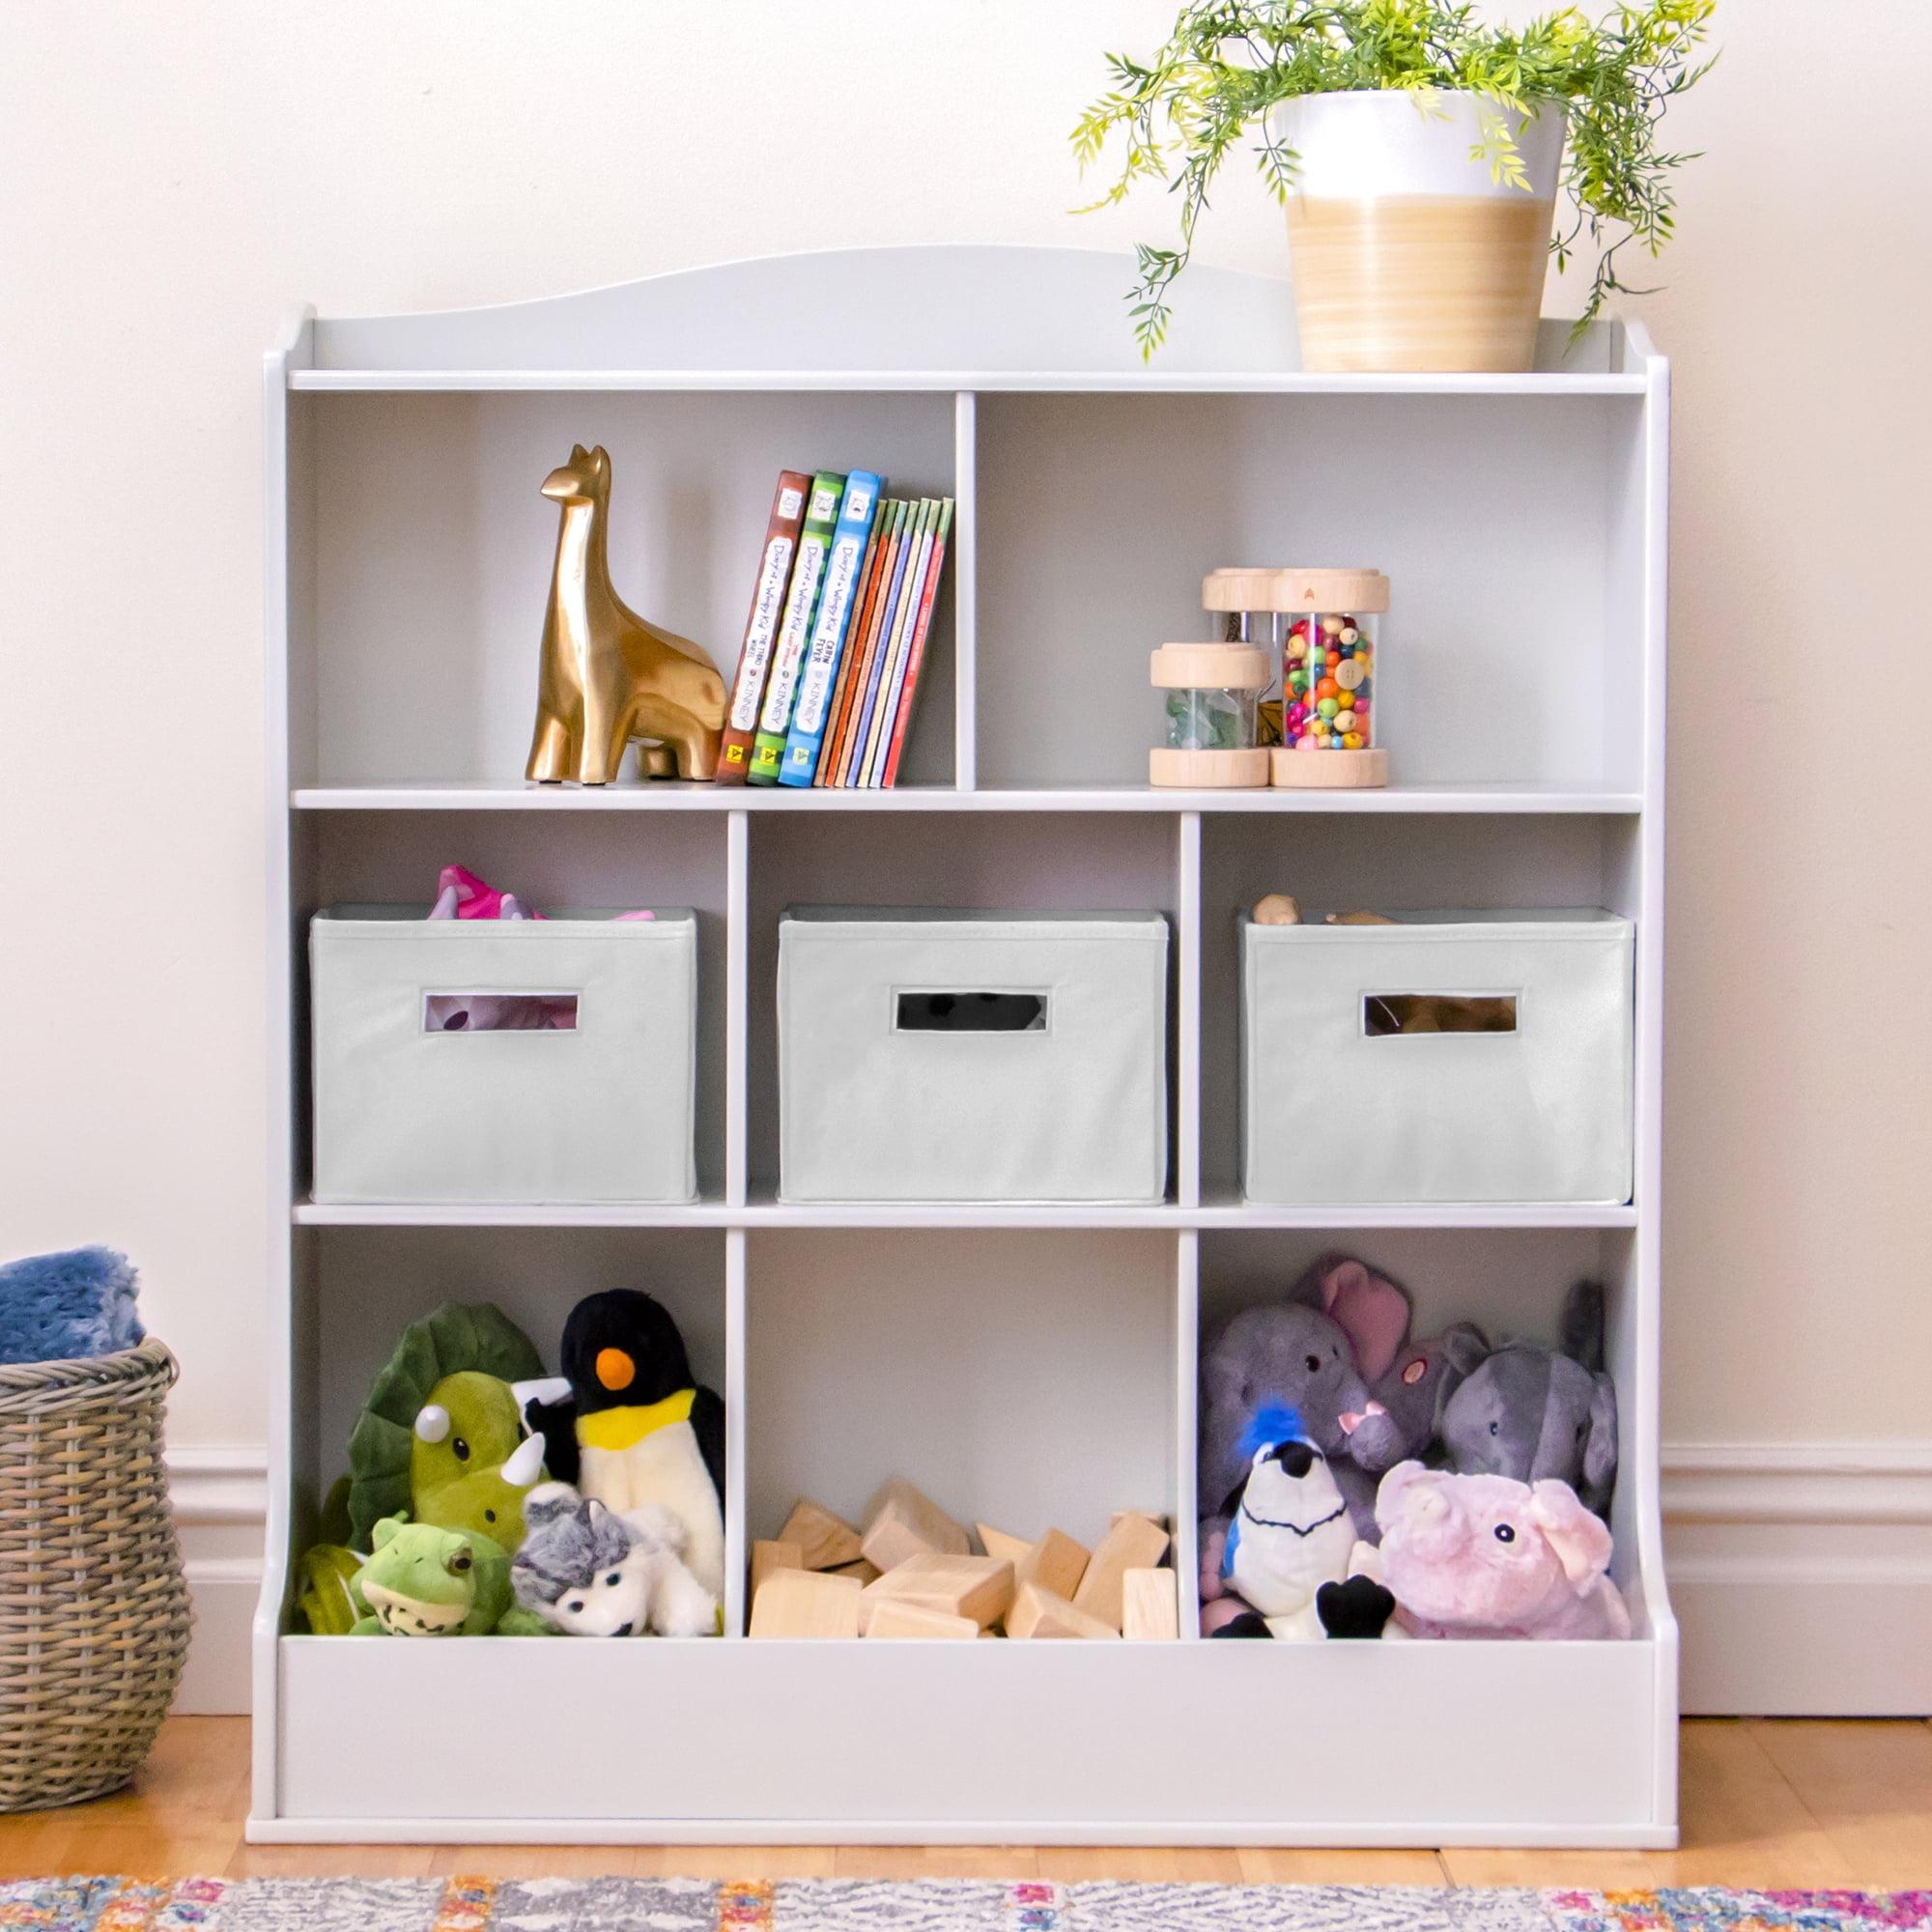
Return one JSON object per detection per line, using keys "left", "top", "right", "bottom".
{"left": 0, "top": 1245, "right": 142, "bottom": 1365}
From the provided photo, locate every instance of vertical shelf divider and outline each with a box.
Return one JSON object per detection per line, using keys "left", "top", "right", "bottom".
{"left": 724, "top": 807, "right": 749, "bottom": 1209}
{"left": 725, "top": 806, "right": 750, "bottom": 1635}
{"left": 1174, "top": 1229, "right": 1201, "bottom": 1640}
{"left": 952, "top": 388, "right": 977, "bottom": 790}
{"left": 1177, "top": 810, "right": 1202, "bottom": 1208}
{"left": 724, "top": 1225, "right": 748, "bottom": 1637}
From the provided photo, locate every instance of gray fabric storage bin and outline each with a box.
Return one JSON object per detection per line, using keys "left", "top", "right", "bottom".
{"left": 780, "top": 908, "right": 1169, "bottom": 1204}
{"left": 311, "top": 907, "right": 697, "bottom": 1205}
{"left": 1242, "top": 909, "right": 1634, "bottom": 1206}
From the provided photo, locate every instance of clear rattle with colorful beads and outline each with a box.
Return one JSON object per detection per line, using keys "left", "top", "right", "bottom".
{"left": 1202, "top": 567, "right": 1391, "bottom": 789}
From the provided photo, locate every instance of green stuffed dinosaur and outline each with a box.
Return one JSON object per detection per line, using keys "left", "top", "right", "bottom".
{"left": 348, "top": 1303, "right": 551, "bottom": 1553}
{"left": 349, "top": 1516, "right": 551, "bottom": 1636}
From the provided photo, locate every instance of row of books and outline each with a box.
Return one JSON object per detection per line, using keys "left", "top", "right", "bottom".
{"left": 719, "top": 469, "right": 953, "bottom": 787}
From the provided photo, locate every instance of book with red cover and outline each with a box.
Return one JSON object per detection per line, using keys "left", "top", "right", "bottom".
{"left": 815, "top": 498, "right": 899, "bottom": 786}
{"left": 716, "top": 470, "right": 811, "bottom": 784}
{"left": 750, "top": 470, "right": 844, "bottom": 784}
{"left": 834, "top": 498, "right": 918, "bottom": 786}
{"left": 882, "top": 497, "right": 954, "bottom": 787}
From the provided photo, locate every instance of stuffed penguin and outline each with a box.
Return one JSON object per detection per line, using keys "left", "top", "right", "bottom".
{"left": 1211, "top": 1405, "right": 1393, "bottom": 1640}
{"left": 558, "top": 1290, "right": 724, "bottom": 1603}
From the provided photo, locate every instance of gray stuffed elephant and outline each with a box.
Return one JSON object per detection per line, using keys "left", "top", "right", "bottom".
{"left": 1199, "top": 1256, "right": 1488, "bottom": 1550}
{"left": 1436, "top": 1280, "right": 1618, "bottom": 1519}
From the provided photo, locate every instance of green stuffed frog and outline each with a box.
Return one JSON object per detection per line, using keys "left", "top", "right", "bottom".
{"left": 349, "top": 1517, "right": 550, "bottom": 1636}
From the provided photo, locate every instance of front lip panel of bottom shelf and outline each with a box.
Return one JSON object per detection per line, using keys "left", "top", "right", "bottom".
{"left": 275, "top": 1633, "right": 1662, "bottom": 1838}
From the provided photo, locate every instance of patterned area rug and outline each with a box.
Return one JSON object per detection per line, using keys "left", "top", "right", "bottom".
{"left": 0, "top": 1882, "right": 1925, "bottom": 1932}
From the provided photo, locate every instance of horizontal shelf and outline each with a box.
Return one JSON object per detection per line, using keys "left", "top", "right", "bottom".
{"left": 288, "top": 367, "right": 1650, "bottom": 397}
{"left": 292, "top": 781, "right": 1644, "bottom": 816}
{"left": 293, "top": 1194, "right": 1637, "bottom": 1231}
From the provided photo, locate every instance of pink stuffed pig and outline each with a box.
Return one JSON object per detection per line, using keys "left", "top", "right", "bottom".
{"left": 1375, "top": 1461, "right": 1631, "bottom": 1641}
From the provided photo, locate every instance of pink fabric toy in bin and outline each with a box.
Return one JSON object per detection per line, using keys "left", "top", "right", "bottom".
{"left": 1374, "top": 1461, "right": 1631, "bottom": 1640}
{"left": 422, "top": 866, "right": 656, "bottom": 1033}
{"left": 429, "top": 863, "right": 545, "bottom": 923}
{"left": 428, "top": 864, "right": 657, "bottom": 924}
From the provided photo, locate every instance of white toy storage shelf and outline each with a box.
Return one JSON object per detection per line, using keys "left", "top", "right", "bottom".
{"left": 255, "top": 247, "right": 1674, "bottom": 1846}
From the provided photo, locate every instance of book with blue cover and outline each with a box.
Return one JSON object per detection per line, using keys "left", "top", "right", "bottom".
{"left": 749, "top": 470, "right": 844, "bottom": 784}
{"left": 778, "top": 469, "right": 883, "bottom": 786}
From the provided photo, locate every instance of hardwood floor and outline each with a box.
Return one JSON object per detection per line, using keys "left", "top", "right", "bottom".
{"left": 0, "top": 1718, "right": 1926, "bottom": 1888}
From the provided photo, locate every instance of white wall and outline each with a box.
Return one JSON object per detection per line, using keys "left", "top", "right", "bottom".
{"left": 2, "top": 0, "right": 1927, "bottom": 1714}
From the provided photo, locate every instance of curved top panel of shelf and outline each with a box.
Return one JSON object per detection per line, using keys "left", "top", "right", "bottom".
{"left": 280, "top": 245, "right": 1659, "bottom": 395}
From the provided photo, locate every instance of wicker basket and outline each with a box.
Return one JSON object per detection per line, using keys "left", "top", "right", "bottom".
{"left": 0, "top": 1340, "right": 191, "bottom": 1810}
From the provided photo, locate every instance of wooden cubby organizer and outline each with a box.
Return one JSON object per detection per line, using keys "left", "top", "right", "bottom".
{"left": 256, "top": 246, "right": 1674, "bottom": 1846}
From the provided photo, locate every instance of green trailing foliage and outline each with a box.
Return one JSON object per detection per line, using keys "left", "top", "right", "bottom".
{"left": 1070, "top": 0, "right": 1717, "bottom": 355}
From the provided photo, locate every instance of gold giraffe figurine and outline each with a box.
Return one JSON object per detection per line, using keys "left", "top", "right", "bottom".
{"left": 526, "top": 444, "right": 727, "bottom": 784}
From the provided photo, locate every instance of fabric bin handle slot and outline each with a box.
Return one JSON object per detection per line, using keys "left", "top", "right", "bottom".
{"left": 423, "top": 990, "right": 582, "bottom": 1034}
{"left": 893, "top": 990, "right": 1050, "bottom": 1035}
{"left": 1362, "top": 992, "right": 1520, "bottom": 1038}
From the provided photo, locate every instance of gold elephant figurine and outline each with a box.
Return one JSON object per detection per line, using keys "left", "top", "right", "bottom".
{"left": 526, "top": 444, "right": 727, "bottom": 784}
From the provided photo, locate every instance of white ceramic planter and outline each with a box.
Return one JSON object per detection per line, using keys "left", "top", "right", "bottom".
{"left": 1270, "top": 89, "right": 1566, "bottom": 373}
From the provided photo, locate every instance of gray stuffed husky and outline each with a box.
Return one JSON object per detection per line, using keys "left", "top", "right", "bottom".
{"left": 510, "top": 1481, "right": 719, "bottom": 1636}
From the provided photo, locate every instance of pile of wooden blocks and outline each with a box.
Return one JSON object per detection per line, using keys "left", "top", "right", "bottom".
{"left": 747, "top": 1478, "right": 1178, "bottom": 1640}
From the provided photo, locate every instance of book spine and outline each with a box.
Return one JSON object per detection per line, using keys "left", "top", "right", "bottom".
{"left": 748, "top": 471, "right": 843, "bottom": 784}
{"left": 861, "top": 499, "right": 935, "bottom": 786}
{"left": 817, "top": 497, "right": 897, "bottom": 786}
{"left": 716, "top": 470, "right": 812, "bottom": 784}
{"left": 882, "top": 497, "right": 953, "bottom": 788}
{"left": 839, "top": 497, "right": 920, "bottom": 787}
{"left": 778, "top": 470, "right": 883, "bottom": 787}
{"left": 828, "top": 499, "right": 905, "bottom": 786}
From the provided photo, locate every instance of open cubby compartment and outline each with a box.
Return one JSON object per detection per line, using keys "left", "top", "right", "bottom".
{"left": 974, "top": 390, "right": 1649, "bottom": 793}
{"left": 284, "top": 1225, "right": 729, "bottom": 1577}
{"left": 1198, "top": 1226, "right": 1661, "bottom": 1628}
{"left": 1189, "top": 1224, "right": 1672, "bottom": 1838}
{"left": 294, "top": 809, "right": 730, "bottom": 1201}
{"left": 745, "top": 811, "right": 1182, "bottom": 1204}
{"left": 296, "top": 387, "right": 962, "bottom": 789}
{"left": 275, "top": 1226, "right": 740, "bottom": 1827}
{"left": 1198, "top": 811, "right": 1642, "bottom": 1201}
{"left": 746, "top": 1228, "right": 1182, "bottom": 1606}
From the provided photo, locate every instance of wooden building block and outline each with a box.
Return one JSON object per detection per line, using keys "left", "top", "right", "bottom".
{"left": 1017, "top": 1528, "right": 1090, "bottom": 1603}
{"left": 860, "top": 1478, "right": 970, "bottom": 1574}
{"left": 780, "top": 1498, "right": 864, "bottom": 1572}
{"left": 865, "top": 1600, "right": 980, "bottom": 1640}
{"left": 748, "top": 1568, "right": 862, "bottom": 1639}
{"left": 751, "top": 1540, "right": 803, "bottom": 1598}
{"left": 1112, "top": 1509, "right": 1170, "bottom": 1530}
{"left": 1072, "top": 1514, "right": 1171, "bottom": 1632}
{"left": 1122, "top": 1567, "right": 1179, "bottom": 1641}
{"left": 860, "top": 1553, "right": 1014, "bottom": 1632}
{"left": 1006, "top": 1581, "right": 1119, "bottom": 1641}
{"left": 976, "top": 1522, "right": 1032, "bottom": 1568}
{"left": 829, "top": 1556, "right": 881, "bottom": 1584}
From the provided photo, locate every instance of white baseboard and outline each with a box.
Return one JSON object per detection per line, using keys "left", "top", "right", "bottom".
{"left": 164, "top": 1441, "right": 1932, "bottom": 1718}
{"left": 169, "top": 1444, "right": 270, "bottom": 1716}
{"left": 1662, "top": 1441, "right": 1932, "bottom": 1717}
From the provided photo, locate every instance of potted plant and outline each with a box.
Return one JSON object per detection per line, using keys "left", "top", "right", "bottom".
{"left": 1073, "top": 0, "right": 1717, "bottom": 371}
